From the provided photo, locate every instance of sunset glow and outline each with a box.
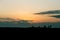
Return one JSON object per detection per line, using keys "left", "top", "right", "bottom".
{"left": 0, "top": 0, "right": 60, "bottom": 22}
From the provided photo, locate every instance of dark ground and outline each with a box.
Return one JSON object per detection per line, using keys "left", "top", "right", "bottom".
{"left": 0, "top": 27, "right": 60, "bottom": 32}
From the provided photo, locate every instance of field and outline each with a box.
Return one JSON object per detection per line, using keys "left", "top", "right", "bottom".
{"left": 0, "top": 26, "right": 59, "bottom": 32}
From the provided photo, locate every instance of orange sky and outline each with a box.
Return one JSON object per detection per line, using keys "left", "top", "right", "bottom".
{"left": 0, "top": 0, "right": 60, "bottom": 22}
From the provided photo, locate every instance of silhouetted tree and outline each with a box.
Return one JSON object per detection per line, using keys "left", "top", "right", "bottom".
{"left": 32, "top": 26, "right": 34, "bottom": 28}
{"left": 44, "top": 25, "right": 47, "bottom": 28}
{"left": 38, "top": 26, "right": 41, "bottom": 28}
{"left": 48, "top": 25, "right": 52, "bottom": 28}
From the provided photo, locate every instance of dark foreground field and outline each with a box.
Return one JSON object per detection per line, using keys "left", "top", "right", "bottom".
{"left": 0, "top": 27, "right": 60, "bottom": 32}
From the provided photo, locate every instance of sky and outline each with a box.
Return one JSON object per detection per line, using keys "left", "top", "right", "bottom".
{"left": 0, "top": 0, "right": 60, "bottom": 22}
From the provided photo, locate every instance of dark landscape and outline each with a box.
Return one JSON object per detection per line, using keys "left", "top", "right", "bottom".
{"left": 0, "top": 0, "right": 60, "bottom": 32}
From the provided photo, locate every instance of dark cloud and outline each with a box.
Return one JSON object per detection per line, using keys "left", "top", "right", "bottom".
{"left": 34, "top": 10, "right": 60, "bottom": 18}
{"left": 0, "top": 18, "right": 15, "bottom": 20}
{"left": 34, "top": 10, "right": 60, "bottom": 15}
{"left": 50, "top": 15, "right": 60, "bottom": 18}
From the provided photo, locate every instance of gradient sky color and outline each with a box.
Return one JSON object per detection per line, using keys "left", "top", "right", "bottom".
{"left": 0, "top": 0, "right": 60, "bottom": 22}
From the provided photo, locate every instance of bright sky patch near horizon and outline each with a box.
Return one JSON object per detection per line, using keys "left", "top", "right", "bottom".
{"left": 0, "top": 0, "right": 60, "bottom": 22}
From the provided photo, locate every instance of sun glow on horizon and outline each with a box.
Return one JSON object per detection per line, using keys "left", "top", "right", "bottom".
{"left": 0, "top": 0, "right": 60, "bottom": 22}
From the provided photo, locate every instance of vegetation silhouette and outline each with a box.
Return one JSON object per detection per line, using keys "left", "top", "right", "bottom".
{"left": 30, "top": 25, "right": 52, "bottom": 29}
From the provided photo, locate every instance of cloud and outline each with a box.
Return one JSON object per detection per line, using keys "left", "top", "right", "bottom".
{"left": 50, "top": 15, "right": 60, "bottom": 18}
{"left": 34, "top": 10, "right": 60, "bottom": 15}
{"left": 34, "top": 10, "right": 60, "bottom": 18}
{"left": 0, "top": 18, "right": 15, "bottom": 21}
